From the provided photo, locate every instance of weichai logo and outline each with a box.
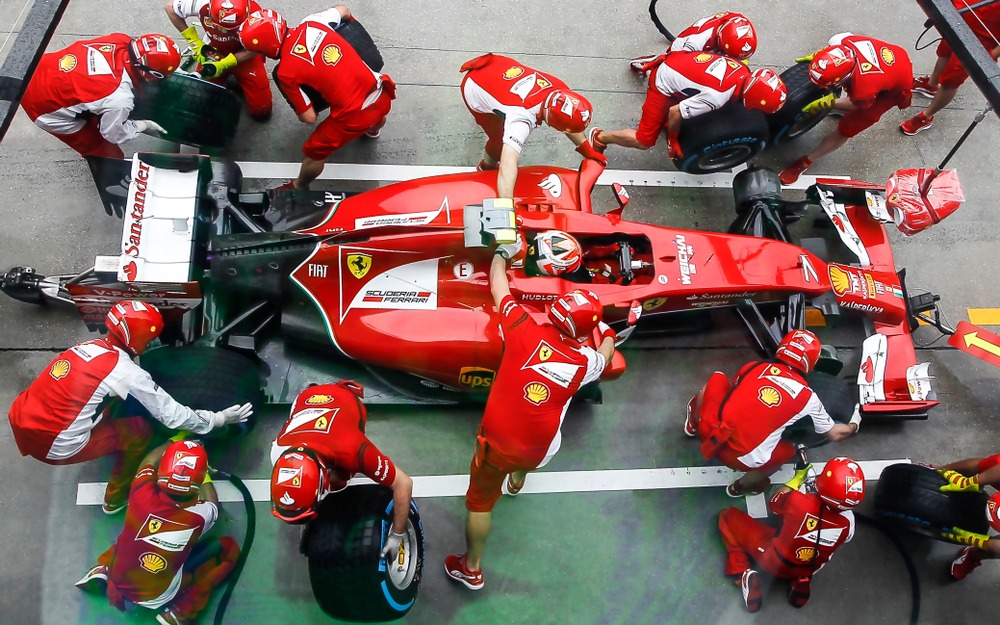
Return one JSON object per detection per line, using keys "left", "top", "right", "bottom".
{"left": 459, "top": 367, "right": 495, "bottom": 389}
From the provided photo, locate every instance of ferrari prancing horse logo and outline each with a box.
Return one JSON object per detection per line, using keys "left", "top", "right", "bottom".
{"left": 539, "top": 345, "right": 553, "bottom": 361}
{"left": 347, "top": 253, "right": 372, "bottom": 279}
{"left": 148, "top": 519, "right": 162, "bottom": 533}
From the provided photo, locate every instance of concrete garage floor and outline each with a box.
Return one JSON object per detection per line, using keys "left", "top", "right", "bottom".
{"left": 1, "top": 1, "right": 999, "bottom": 624}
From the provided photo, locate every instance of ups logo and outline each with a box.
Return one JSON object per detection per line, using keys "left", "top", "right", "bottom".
{"left": 459, "top": 367, "right": 495, "bottom": 390}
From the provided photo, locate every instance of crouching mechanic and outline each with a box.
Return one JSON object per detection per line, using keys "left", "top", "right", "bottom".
{"left": 684, "top": 329, "right": 860, "bottom": 496}
{"left": 269, "top": 381, "right": 414, "bottom": 560}
{"left": 445, "top": 239, "right": 617, "bottom": 590}
{"left": 166, "top": 0, "right": 273, "bottom": 120}
{"left": 629, "top": 11, "right": 758, "bottom": 73}
{"left": 75, "top": 440, "right": 240, "bottom": 625}
{"left": 7, "top": 300, "right": 252, "bottom": 513}
{"left": 933, "top": 455, "right": 1000, "bottom": 580}
{"left": 19, "top": 33, "right": 178, "bottom": 158}
{"left": 718, "top": 457, "right": 865, "bottom": 612}
{"left": 239, "top": 6, "right": 395, "bottom": 190}
{"left": 460, "top": 53, "right": 602, "bottom": 198}
{"left": 780, "top": 33, "right": 912, "bottom": 184}
{"left": 591, "top": 52, "right": 786, "bottom": 159}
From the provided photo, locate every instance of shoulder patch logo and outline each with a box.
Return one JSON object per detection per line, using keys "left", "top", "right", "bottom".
{"left": 535, "top": 76, "right": 551, "bottom": 89}
{"left": 795, "top": 546, "right": 817, "bottom": 562}
{"left": 524, "top": 382, "right": 550, "bottom": 405}
{"left": 880, "top": 47, "right": 895, "bottom": 65}
{"left": 49, "top": 359, "right": 71, "bottom": 380}
{"left": 139, "top": 552, "right": 167, "bottom": 573}
{"left": 695, "top": 53, "right": 714, "bottom": 63}
{"left": 539, "top": 345, "right": 553, "bottom": 361}
{"left": 758, "top": 386, "right": 782, "bottom": 407}
{"left": 58, "top": 54, "right": 77, "bottom": 72}
{"left": 293, "top": 44, "right": 308, "bottom": 55}
{"left": 322, "top": 44, "right": 342, "bottom": 66}
{"left": 503, "top": 66, "right": 524, "bottom": 80}
{"left": 148, "top": 518, "right": 162, "bottom": 534}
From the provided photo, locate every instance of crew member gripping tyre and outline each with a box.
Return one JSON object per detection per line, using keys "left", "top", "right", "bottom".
{"left": 931, "top": 454, "right": 1000, "bottom": 580}
{"left": 19, "top": 33, "right": 178, "bottom": 158}
{"left": 75, "top": 440, "right": 240, "bottom": 625}
{"left": 444, "top": 237, "right": 618, "bottom": 590}
{"left": 684, "top": 330, "right": 860, "bottom": 496}
{"left": 6, "top": 301, "right": 252, "bottom": 513}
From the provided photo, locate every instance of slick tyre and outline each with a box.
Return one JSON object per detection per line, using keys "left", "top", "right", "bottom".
{"left": 303, "top": 485, "right": 424, "bottom": 622}
{"left": 335, "top": 19, "right": 384, "bottom": 72}
{"left": 138, "top": 345, "right": 263, "bottom": 438}
{"left": 766, "top": 62, "right": 838, "bottom": 146}
{"left": 675, "top": 102, "right": 769, "bottom": 174}
{"left": 874, "top": 463, "right": 990, "bottom": 542}
{"left": 131, "top": 72, "right": 241, "bottom": 148}
{"left": 782, "top": 371, "right": 853, "bottom": 446}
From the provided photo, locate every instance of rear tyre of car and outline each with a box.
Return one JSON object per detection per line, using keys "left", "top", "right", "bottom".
{"left": 782, "top": 371, "right": 854, "bottom": 446}
{"left": 674, "top": 102, "right": 769, "bottom": 174}
{"left": 138, "top": 345, "right": 263, "bottom": 438}
{"left": 766, "top": 62, "right": 837, "bottom": 146}
{"left": 302, "top": 485, "right": 424, "bottom": 622}
{"left": 874, "top": 463, "right": 990, "bottom": 542}
{"left": 131, "top": 73, "right": 242, "bottom": 149}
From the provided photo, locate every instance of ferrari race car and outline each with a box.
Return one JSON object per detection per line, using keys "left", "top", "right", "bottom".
{"left": 1, "top": 154, "right": 955, "bottom": 418}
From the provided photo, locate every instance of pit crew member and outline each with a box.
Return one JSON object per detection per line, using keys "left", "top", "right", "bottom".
{"left": 629, "top": 11, "right": 758, "bottom": 73}
{"left": 165, "top": 0, "right": 273, "bottom": 120}
{"left": 780, "top": 33, "right": 913, "bottom": 184}
{"left": 932, "top": 455, "right": 1000, "bottom": 580}
{"left": 269, "top": 381, "right": 414, "bottom": 560}
{"left": 19, "top": 33, "right": 178, "bottom": 158}
{"left": 239, "top": 6, "right": 394, "bottom": 190}
{"left": 718, "top": 457, "right": 865, "bottom": 612}
{"left": 75, "top": 440, "right": 240, "bottom": 625}
{"left": 460, "top": 53, "right": 602, "bottom": 198}
{"left": 899, "top": 0, "right": 1000, "bottom": 135}
{"left": 6, "top": 300, "right": 252, "bottom": 513}
{"left": 445, "top": 239, "right": 617, "bottom": 590}
{"left": 684, "top": 329, "right": 860, "bottom": 496}
{"left": 590, "top": 52, "right": 786, "bottom": 159}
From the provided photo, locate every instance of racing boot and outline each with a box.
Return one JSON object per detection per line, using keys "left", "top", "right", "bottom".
{"left": 788, "top": 575, "right": 811, "bottom": 607}
{"left": 950, "top": 546, "right": 983, "bottom": 581}
{"left": 899, "top": 112, "right": 934, "bottom": 136}
{"left": 912, "top": 75, "right": 939, "bottom": 98}
{"left": 779, "top": 157, "right": 813, "bottom": 185}
{"left": 739, "top": 569, "right": 763, "bottom": 612}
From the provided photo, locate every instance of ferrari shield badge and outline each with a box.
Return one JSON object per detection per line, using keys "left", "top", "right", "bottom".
{"left": 347, "top": 253, "right": 372, "bottom": 279}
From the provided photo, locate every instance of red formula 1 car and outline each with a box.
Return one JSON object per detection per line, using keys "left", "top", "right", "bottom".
{"left": 1, "top": 154, "right": 955, "bottom": 418}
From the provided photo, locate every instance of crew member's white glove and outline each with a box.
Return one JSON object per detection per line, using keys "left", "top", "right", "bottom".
{"left": 849, "top": 404, "right": 862, "bottom": 433}
{"left": 495, "top": 234, "right": 523, "bottom": 261}
{"left": 380, "top": 530, "right": 406, "bottom": 560}
{"left": 212, "top": 402, "right": 254, "bottom": 429}
{"left": 134, "top": 119, "right": 167, "bottom": 137}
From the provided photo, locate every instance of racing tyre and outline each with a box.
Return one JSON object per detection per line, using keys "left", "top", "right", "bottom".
{"left": 336, "top": 19, "right": 384, "bottom": 72}
{"left": 782, "top": 371, "right": 854, "bottom": 446}
{"left": 138, "top": 345, "right": 263, "bottom": 438}
{"left": 131, "top": 72, "right": 241, "bottom": 148}
{"left": 766, "top": 62, "right": 837, "bottom": 146}
{"left": 874, "top": 463, "right": 990, "bottom": 541}
{"left": 675, "top": 102, "right": 769, "bottom": 174}
{"left": 303, "top": 485, "right": 424, "bottom": 622}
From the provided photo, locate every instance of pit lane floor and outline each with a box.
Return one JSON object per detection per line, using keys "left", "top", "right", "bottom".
{"left": 2, "top": 1, "right": 1000, "bottom": 624}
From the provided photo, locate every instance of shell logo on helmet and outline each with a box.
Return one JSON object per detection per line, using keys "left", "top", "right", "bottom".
{"left": 140, "top": 552, "right": 167, "bottom": 573}
{"left": 322, "top": 44, "right": 342, "bottom": 66}
{"left": 49, "top": 360, "right": 71, "bottom": 380}
{"left": 58, "top": 54, "right": 77, "bottom": 72}
{"left": 524, "top": 382, "right": 550, "bottom": 405}
{"left": 305, "top": 394, "right": 334, "bottom": 405}
{"left": 758, "top": 386, "right": 782, "bottom": 407}
{"left": 503, "top": 66, "right": 524, "bottom": 80}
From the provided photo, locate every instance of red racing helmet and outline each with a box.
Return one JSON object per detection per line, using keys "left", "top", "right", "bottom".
{"left": 157, "top": 440, "right": 209, "bottom": 497}
{"left": 815, "top": 457, "right": 866, "bottom": 510}
{"left": 211, "top": 0, "right": 250, "bottom": 31}
{"left": 548, "top": 289, "right": 603, "bottom": 339}
{"left": 775, "top": 329, "right": 821, "bottom": 375}
{"left": 271, "top": 448, "right": 328, "bottom": 523}
{"left": 809, "top": 45, "right": 857, "bottom": 89}
{"left": 534, "top": 230, "right": 583, "bottom": 276}
{"left": 542, "top": 90, "right": 593, "bottom": 134}
{"left": 717, "top": 16, "right": 757, "bottom": 60}
{"left": 130, "top": 34, "right": 181, "bottom": 81}
{"left": 105, "top": 300, "right": 163, "bottom": 356}
{"left": 987, "top": 493, "right": 1000, "bottom": 533}
{"left": 239, "top": 9, "right": 288, "bottom": 59}
{"left": 742, "top": 68, "right": 787, "bottom": 114}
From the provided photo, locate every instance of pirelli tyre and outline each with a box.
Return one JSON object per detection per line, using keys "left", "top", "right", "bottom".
{"left": 302, "top": 485, "right": 424, "bottom": 622}
{"left": 335, "top": 18, "right": 384, "bottom": 72}
{"left": 674, "top": 102, "right": 769, "bottom": 174}
{"left": 766, "top": 62, "right": 838, "bottom": 146}
{"left": 874, "top": 463, "right": 990, "bottom": 542}
{"left": 138, "top": 345, "right": 263, "bottom": 438}
{"left": 782, "top": 371, "right": 854, "bottom": 447}
{"left": 131, "top": 72, "right": 241, "bottom": 149}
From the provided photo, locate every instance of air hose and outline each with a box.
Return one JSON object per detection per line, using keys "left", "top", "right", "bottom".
{"left": 856, "top": 512, "right": 921, "bottom": 625}
{"left": 212, "top": 471, "right": 256, "bottom": 625}
{"left": 647, "top": 0, "right": 675, "bottom": 43}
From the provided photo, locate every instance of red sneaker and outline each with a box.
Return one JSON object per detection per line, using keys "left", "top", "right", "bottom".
{"left": 740, "top": 569, "right": 763, "bottom": 612}
{"left": 788, "top": 575, "right": 811, "bottom": 607}
{"left": 502, "top": 474, "right": 525, "bottom": 496}
{"left": 444, "top": 554, "right": 484, "bottom": 590}
{"left": 779, "top": 157, "right": 813, "bottom": 185}
{"left": 951, "top": 546, "right": 982, "bottom": 581}
{"left": 364, "top": 127, "right": 381, "bottom": 139}
{"left": 899, "top": 112, "right": 934, "bottom": 136}
{"left": 912, "top": 75, "right": 938, "bottom": 98}
{"left": 683, "top": 397, "right": 698, "bottom": 438}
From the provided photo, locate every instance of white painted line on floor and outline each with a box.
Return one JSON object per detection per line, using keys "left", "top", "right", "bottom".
{"left": 234, "top": 160, "right": 847, "bottom": 191}
{"left": 76, "top": 458, "right": 908, "bottom": 518}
